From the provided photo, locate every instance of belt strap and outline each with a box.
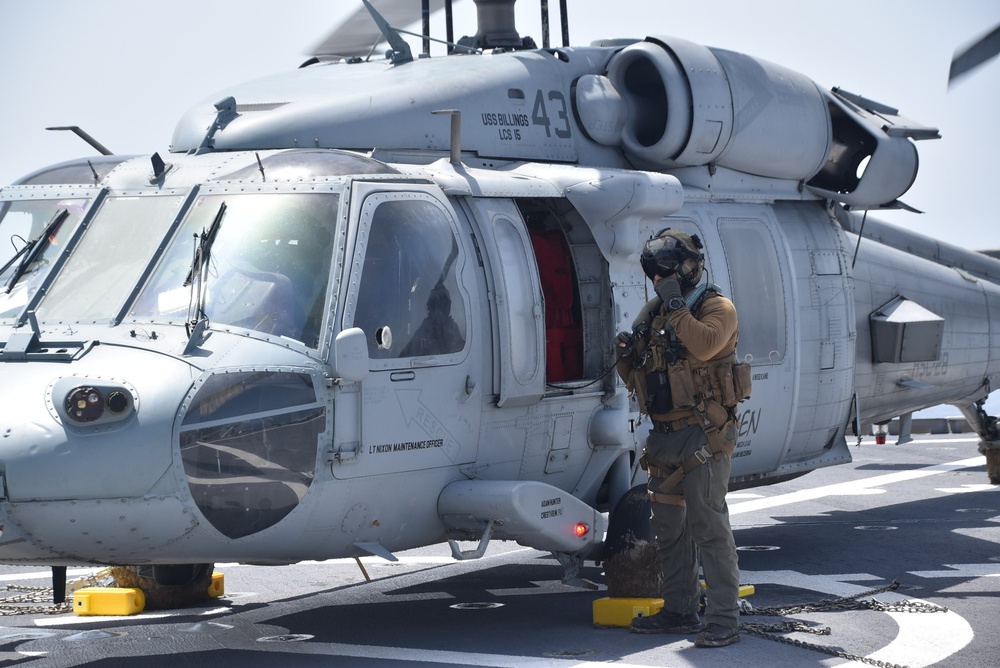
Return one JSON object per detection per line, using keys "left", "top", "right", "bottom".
{"left": 648, "top": 417, "right": 736, "bottom": 494}
{"left": 655, "top": 446, "right": 713, "bottom": 494}
{"left": 646, "top": 463, "right": 671, "bottom": 479}
{"left": 648, "top": 491, "right": 686, "bottom": 507}
{"left": 652, "top": 417, "right": 696, "bottom": 433}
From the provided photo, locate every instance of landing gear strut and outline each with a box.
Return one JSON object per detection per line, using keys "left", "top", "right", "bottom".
{"left": 957, "top": 399, "right": 1000, "bottom": 485}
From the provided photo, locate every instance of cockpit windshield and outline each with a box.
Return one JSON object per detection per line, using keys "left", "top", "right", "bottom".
{"left": 35, "top": 194, "right": 187, "bottom": 323}
{"left": 130, "top": 192, "right": 339, "bottom": 348}
{"left": 0, "top": 197, "right": 90, "bottom": 320}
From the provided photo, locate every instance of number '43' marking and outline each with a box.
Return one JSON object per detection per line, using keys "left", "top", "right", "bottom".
{"left": 532, "top": 90, "right": 572, "bottom": 139}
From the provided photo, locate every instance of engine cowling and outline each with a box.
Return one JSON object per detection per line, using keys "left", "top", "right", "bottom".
{"left": 575, "top": 36, "right": 929, "bottom": 207}
{"left": 602, "top": 36, "right": 831, "bottom": 180}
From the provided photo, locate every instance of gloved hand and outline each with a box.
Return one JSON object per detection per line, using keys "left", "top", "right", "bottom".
{"left": 653, "top": 276, "right": 683, "bottom": 308}
{"left": 616, "top": 331, "right": 633, "bottom": 358}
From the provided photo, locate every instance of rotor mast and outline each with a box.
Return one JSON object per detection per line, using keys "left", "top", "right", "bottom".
{"left": 458, "top": 0, "right": 534, "bottom": 51}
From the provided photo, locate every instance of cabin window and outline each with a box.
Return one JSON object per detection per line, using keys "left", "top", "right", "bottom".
{"left": 131, "top": 192, "right": 339, "bottom": 348}
{"left": 352, "top": 195, "right": 467, "bottom": 362}
{"left": 493, "top": 215, "right": 539, "bottom": 382}
{"left": 179, "top": 371, "right": 324, "bottom": 539}
{"left": 719, "top": 219, "right": 786, "bottom": 365}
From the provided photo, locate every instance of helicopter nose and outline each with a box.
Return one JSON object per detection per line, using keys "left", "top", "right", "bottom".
{"left": 0, "top": 347, "right": 196, "bottom": 503}
{"left": 0, "top": 347, "right": 201, "bottom": 561}
{"left": 0, "top": 378, "right": 70, "bottom": 500}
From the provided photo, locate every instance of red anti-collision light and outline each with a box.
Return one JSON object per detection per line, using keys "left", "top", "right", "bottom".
{"left": 574, "top": 523, "right": 590, "bottom": 538}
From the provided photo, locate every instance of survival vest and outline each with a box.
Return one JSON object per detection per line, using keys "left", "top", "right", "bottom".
{"left": 618, "top": 283, "right": 751, "bottom": 424}
{"left": 617, "top": 285, "right": 754, "bottom": 504}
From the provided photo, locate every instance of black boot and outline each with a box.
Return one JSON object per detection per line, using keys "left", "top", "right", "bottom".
{"left": 629, "top": 609, "right": 703, "bottom": 634}
{"left": 694, "top": 623, "right": 740, "bottom": 647}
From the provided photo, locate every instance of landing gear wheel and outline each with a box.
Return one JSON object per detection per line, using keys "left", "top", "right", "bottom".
{"left": 985, "top": 448, "right": 1000, "bottom": 485}
{"left": 109, "top": 564, "right": 214, "bottom": 610}
{"left": 602, "top": 484, "right": 660, "bottom": 598}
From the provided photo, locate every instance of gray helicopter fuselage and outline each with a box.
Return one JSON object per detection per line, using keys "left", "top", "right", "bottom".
{"left": 1, "top": 32, "right": 998, "bottom": 568}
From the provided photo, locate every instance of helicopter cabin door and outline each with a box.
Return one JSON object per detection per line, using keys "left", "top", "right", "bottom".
{"left": 334, "top": 183, "right": 485, "bottom": 479}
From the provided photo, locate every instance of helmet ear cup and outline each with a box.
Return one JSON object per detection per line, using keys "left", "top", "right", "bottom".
{"left": 678, "top": 256, "right": 703, "bottom": 287}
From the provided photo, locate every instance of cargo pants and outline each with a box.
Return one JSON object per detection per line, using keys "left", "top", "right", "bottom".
{"left": 645, "top": 423, "right": 740, "bottom": 630}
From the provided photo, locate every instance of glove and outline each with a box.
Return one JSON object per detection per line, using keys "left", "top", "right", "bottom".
{"left": 653, "top": 277, "right": 683, "bottom": 309}
{"left": 616, "top": 331, "right": 633, "bottom": 358}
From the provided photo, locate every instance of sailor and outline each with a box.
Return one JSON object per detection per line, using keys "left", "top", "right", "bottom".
{"left": 615, "top": 228, "right": 749, "bottom": 648}
{"left": 401, "top": 283, "right": 465, "bottom": 357}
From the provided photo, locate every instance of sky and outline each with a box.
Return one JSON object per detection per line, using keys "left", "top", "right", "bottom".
{"left": 1, "top": 0, "right": 998, "bottom": 419}
{"left": 1, "top": 0, "right": 997, "bottom": 250}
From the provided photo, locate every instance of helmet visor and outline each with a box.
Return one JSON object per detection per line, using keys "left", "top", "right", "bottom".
{"left": 640, "top": 236, "right": 686, "bottom": 281}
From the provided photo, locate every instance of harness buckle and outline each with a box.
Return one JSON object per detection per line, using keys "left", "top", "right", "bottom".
{"left": 693, "top": 446, "right": 712, "bottom": 465}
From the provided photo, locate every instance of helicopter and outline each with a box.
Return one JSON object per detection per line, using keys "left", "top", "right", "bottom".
{"left": 1, "top": 0, "right": 999, "bottom": 605}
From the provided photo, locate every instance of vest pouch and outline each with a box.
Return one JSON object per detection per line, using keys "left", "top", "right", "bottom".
{"left": 618, "top": 355, "right": 652, "bottom": 417}
{"left": 732, "top": 362, "right": 753, "bottom": 402}
{"left": 667, "top": 359, "right": 698, "bottom": 409}
{"left": 647, "top": 345, "right": 668, "bottom": 373}
{"left": 711, "top": 359, "right": 738, "bottom": 407}
{"left": 645, "top": 370, "right": 672, "bottom": 414}
{"left": 703, "top": 400, "right": 732, "bottom": 431}
{"left": 647, "top": 315, "right": 673, "bottom": 372}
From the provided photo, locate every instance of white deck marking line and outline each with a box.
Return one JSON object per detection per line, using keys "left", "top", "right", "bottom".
{"left": 909, "top": 563, "right": 1000, "bottom": 578}
{"left": 743, "top": 570, "right": 973, "bottom": 668}
{"left": 270, "top": 642, "right": 663, "bottom": 667}
{"left": 729, "top": 456, "right": 983, "bottom": 515}
{"left": 0, "top": 567, "right": 101, "bottom": 583}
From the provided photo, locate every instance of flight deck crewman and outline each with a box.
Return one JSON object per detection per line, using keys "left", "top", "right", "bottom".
{"left": 615, "top": 228, "right": 750, "bottom": 648}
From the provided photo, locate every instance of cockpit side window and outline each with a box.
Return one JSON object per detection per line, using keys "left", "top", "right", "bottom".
{"left": 131, "top": 192, "right": 339, "bottom": 348}
{"left": 351, "top": 196, "right": 467, "bottom": 362}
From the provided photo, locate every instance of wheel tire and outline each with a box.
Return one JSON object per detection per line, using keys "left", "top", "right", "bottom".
{"left": 109, "top": 564, "right": 214, "bottom": 610}
{"left": 603, "top": 484, "right": 660, "bottom": 598}
{"left": 986, "top": 448, "right": 1000, "bottom": 485}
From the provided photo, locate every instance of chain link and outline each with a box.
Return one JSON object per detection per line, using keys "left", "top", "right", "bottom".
{"left": 0, "top": 584, "right": 73, "bottom": 616}
{"left": 739, "top": 580, "right": 948, "bottom": 668}
{"left": 743, "top": 620, "right": 831, "bottom": 636}
{"left": 0, "top": 572, "right": 112, "bottom": 617}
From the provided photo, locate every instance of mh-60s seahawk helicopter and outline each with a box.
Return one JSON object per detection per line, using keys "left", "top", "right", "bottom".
{"left": 1, "top": 0, "right": 999, "bottom": 602}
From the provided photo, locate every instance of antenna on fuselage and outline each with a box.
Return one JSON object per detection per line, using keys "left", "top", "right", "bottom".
{"left": 538, "top": 0, "right": 570, "bottom": 49}
{"left": 363, "top": 0, "right": 414, "bottom": 64}
{"left": 45, "top": 126, "right": 113, "bottom": 156}
{"left": 432, "top": 109, "right": 462, "bottom": 165}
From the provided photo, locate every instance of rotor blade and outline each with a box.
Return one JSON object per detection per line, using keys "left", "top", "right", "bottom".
{"left": 310, "top": 0, "right": 448, "bottom": 58}
{"left": 949, "top": 24, "right": 1000, "bottom": 85}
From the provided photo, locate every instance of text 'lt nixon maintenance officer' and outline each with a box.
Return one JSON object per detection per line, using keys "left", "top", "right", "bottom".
{"left": 615, "top": 228, "right": 751, "bottom": 648}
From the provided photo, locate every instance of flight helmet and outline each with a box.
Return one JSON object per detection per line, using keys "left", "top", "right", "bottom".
{"left": 640, "top": 228, "right": 705, "bottom": 288}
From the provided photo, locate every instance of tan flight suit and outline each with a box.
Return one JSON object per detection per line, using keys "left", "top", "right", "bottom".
{"left": 622, "top": 289, "right": 742, "bottom": 632}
